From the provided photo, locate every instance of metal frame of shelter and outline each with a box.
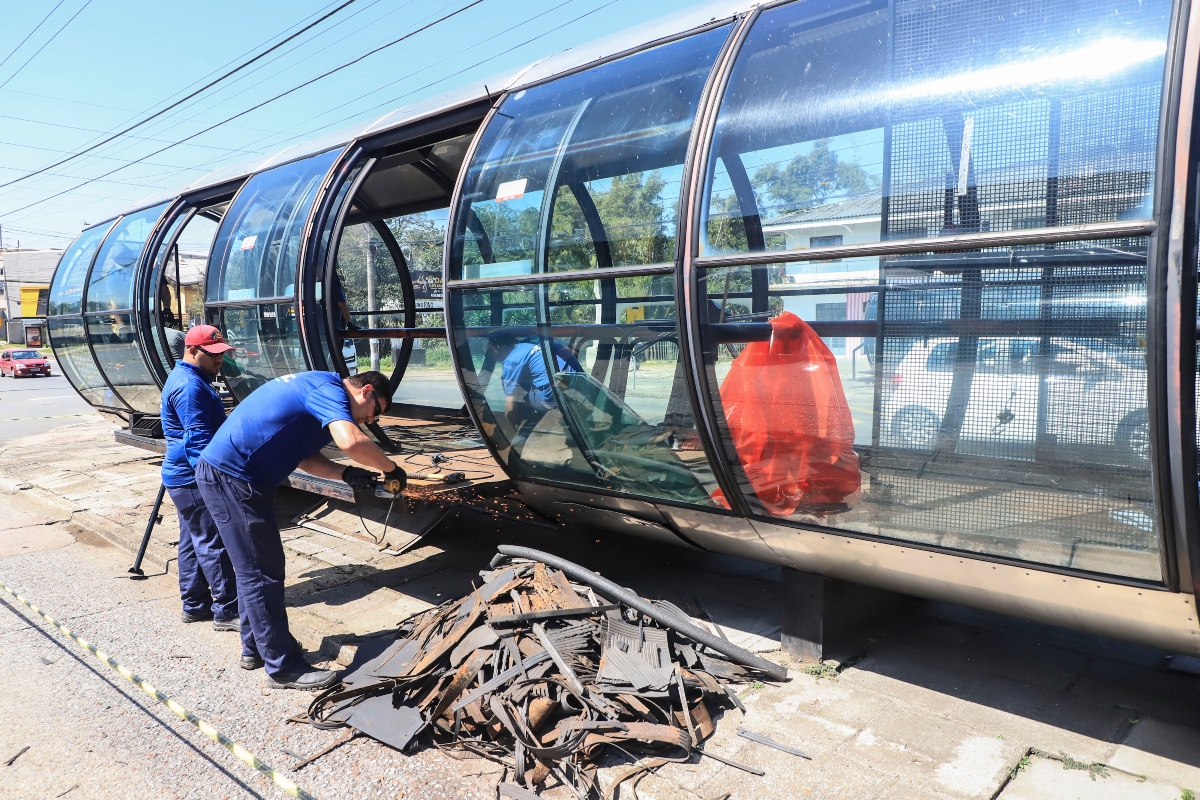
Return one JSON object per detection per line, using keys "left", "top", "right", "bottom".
{"left": 45, "top": 0, "right": 1200, "bottom": 655}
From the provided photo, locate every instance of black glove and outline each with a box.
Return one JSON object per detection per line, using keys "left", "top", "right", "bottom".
{"left": 341, "top": 465, "right": 377, "bottom": 502}
{"left": 381, "top": 466, "right": 407, "bottom": 495}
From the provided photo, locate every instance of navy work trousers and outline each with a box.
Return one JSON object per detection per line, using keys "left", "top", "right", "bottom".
{"left": 166, "top": 482, "right": 238, "bottom": 622}
{"left": 195, "top": 460, "right": 307, "bottom": 677}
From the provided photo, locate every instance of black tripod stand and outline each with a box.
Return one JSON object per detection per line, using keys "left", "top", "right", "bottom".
{"left": 128, "top": 484, "right": 167, "bottom": 579}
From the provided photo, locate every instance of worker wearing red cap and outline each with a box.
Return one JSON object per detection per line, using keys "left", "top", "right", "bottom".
{"left": 160, "top": 325, "right": 241, "bottom": 635}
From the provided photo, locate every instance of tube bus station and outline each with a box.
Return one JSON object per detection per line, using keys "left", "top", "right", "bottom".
{"left": 48, "top": 0, "right": 1198, "bottom": 652}
{"left": 9, "top": 0, "right": 1200, "bottom": 795}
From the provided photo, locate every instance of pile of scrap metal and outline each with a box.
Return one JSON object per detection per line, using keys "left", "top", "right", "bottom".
{"left": 301, "top": 545, "right": 787, "bottom": 797}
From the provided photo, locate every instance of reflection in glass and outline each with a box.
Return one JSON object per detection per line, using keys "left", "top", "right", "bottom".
{"left": 208, "top": 150, "right": 339, "bottom": 302}
{"left": 452, "top": 276, "right": 718, "bottom": 505}
{"left": 450, "top": 26, "right": 730, "bottom": 280}
{"left": 146, "top": 212, "right": 189, "bottom": 371}
{"left": 701, "top": 0, "right": 1171, "bottom": 257}
{"left": 334, "top": 222, "right": 406, "bottom": 371}
{"left": 206, "top": 303, "right": 302, "bottom": 402}
{"left": 87, "top": 313, "right": 160, "bottom": 413}
{"left": 48, "top": 223, "right": 112, "bottom": 316}
{"left": 388, "top": 211, "right": 458, "bottom": 408}
{"left": 150, "top": 209, "right": 221, "bottom": 370}
{"left": 698, "top": 238, "right": 1158, "bottom": 580}
{"left": 49, "top": 316, "right": 116, "bottom": 408}
{"left": 87, "top": 203, "right": 169, "bottom": 312}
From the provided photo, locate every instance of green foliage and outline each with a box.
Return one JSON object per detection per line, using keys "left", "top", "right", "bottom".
{"left": 753, "top": 139, "right": 876, "bottom": 216}
{"left": 799, "top": 660, "right": 839, "bottom": 680}
{"left": 706, "top": 192, "right": 750, "bottom": 254}
{"left": 335, "top": 215, "right": 446, "bottom": 328}
{"left": 1058, "top": 751, "right": 1109, "bottom": 781}
{"left": 1181, "top": 789, "right": 1196, "bottom": 800}
{"left": 547, "top": 171, "right": 674, "bottom": 270}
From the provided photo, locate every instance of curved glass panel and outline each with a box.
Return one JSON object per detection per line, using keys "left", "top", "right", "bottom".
{"left": 205, "top": 303, "right": 302, "bottom": 401}
{"left": 449, "top": 26, "right": 730, "bottom": 280}
{"left": 48, "top": 222, "right": 112, "bottom": 316}
{"left": 696, "top": 238, "right": 1159, "bottom": 582}
{"left": 146, "top": 211, "right": 189, "bottom": 372}
{"left": 391, "top": 209, "right": 458, "bottom": 408}
{"left": 452, "top": 275, "right": 719, "bottom": 506}
{"left": 334, "top": 222, "right": 406, "bottom": 363}
{"left": 700, "top": 0, "right": 1172, "bottom": 258}
{"left": 88, "top": 203, "right": 169, "bottom": 312}
{"left": 88, "top": 313, "right": 160, "bottom": 413}
{"left": 149, "top": 209, "right": 222, "bottom": 371}
{"left": 49, "top": 316, "right": 123, "bottom": 409}
{"left": 208, "top": 150, "right": 339, "bottom": 302}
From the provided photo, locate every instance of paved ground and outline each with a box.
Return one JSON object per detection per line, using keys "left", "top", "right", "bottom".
{"left": 0, "top": 363, "right": 99, "bottom": 441}
{"left": 2, "top": 415, "right": 1200, "bottom": 799}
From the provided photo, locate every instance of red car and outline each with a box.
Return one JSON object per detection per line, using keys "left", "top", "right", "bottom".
{"left": 0, "top": 349, "right": 52, "bottom": 378}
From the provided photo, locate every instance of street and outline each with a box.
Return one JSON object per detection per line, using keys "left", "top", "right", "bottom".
{"left": 0, "top": 361, "right": 98, "bottom": 442}
{"left": 0, "top": 489, "right": 499, "bottom": 800}
{"left": 3, "top": 415, "right": 1200, "bottom": 799}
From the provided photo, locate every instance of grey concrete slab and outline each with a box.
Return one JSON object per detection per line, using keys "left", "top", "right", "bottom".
{"left": 998, "top": 753, "right": 1182, "bottom": 800}
{"left": 1106, "top": 717, "right": 1200, "bottom": 789}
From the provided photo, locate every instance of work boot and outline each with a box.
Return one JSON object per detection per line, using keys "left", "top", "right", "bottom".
{"left": 180, "top": 610, "right": 214, "bottom": 624}
{"left": 266, "top": 666, "right": 339, "bottom": 691}
{"left": 212, "top": 617, "right": 241, "bottom": 632}
{"left": 240, "top": 654, "right": 264, "bottom": 671}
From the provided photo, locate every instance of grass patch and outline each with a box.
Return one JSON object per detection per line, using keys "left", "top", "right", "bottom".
{"left": 1181, "top": 789, "right": 1195, "bottom": 800}
{"left": 799, "top": 661, "right": 840, "bottom": 680}
{"left": 1058, "top": 751, "right": 1110, "bottom": 781}
{"left": 1008, "top": 752, "right": 1032, "bottom": 781}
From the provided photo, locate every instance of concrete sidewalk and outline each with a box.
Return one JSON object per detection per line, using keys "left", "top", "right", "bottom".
{"left": 3, "top": 417, "right": 1200, "bottom": 799}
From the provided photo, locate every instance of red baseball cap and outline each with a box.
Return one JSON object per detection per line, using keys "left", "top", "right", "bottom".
{"left": 184, "top": 325, "right": 236, "bottom": 354}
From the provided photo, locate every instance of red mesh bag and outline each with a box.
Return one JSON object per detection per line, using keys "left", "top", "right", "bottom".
{"left": 714, "top": 311, "right": 861, "bottom": 515}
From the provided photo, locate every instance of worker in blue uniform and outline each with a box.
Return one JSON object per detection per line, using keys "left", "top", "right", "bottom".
{"left": 494, "top": 334, "right": 582, "bottom": 439}
{"left": 196, "top": 370, "right": 406, "bottom": 690}
{"left": 160, "top": 324, "right": 240, "bottom": 631}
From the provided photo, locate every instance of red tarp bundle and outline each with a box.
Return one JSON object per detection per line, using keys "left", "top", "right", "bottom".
{"left": 714, "top": 311, "right": 861, "bottom": 515}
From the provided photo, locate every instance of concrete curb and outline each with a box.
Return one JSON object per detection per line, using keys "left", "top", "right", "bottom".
{"left": 0, "top": 472, "right": 176, "bottom": 574}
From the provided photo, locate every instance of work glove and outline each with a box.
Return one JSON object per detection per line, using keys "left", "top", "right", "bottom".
{"left": 342, "top": 465, "right": 377, "bottom": 504}
{"left": 381, "top": 466, "right": 408, "bottom": 496}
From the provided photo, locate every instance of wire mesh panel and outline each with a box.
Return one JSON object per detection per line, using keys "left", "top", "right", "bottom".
{"left": 697, "top": 239, "right": 1159, "bottom": 581}
{"left": 690, "top": 0, "right": 1171, "bottom": 581}
{"left": 700, "top": 0, "right": 1171, "bottom": 256}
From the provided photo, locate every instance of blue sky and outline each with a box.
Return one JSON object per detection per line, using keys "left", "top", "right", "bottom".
{"left": 0, "top": 0, "right": 707, "bottom": 250}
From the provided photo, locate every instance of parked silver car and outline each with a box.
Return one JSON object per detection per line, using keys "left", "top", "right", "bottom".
{"left": 883, "top": 337, "right": 1148, "bottom": 465}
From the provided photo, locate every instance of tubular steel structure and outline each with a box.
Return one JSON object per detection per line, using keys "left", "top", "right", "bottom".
{"left": 48, "top": 0, "right": 1200, "bottom": 654}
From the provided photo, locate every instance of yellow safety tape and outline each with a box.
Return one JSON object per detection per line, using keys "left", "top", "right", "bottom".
{"left": 0, "top": 413, "right": 101, "bottom": 421}
{"left": 0, "top": 581, "right": 319, "bottom": 800}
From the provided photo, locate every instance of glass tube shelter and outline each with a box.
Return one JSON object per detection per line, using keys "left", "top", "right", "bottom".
{"left": 48, "top": 0, "right": 1200, "bottom": 655}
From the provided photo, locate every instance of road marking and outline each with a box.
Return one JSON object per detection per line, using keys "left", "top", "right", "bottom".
{"left": 0, "top": 413, "right": 101, "bottom": 422}
{"left": 0, "top": 581, "right": 320, "bottom": 800}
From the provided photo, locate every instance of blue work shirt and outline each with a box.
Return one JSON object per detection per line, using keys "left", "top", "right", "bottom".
{"left": 161, "top": 361, "right": 226, "bottom": 488}
{"left": 501, "top": 341, "right": 581, "bottom": 413}
{"left": 199, "top": 371, "right": 353, "bottom": 488}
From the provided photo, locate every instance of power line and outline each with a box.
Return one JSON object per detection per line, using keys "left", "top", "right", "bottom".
{"left": 0, "top": 0, "right": 67, "bottom": 73}
{"left": 108, "top": 0, "right": 416, "bottom": 159}
{"left": 0, "top": 0, "right": 360, "bottom": 191}
{"left": 0, "top": 113, "right": 265, "bottom": 156}
{"left": 34, "top": 0, "right": 373, "bottom": 179}
{"left": 229, "top": 0, "right": 612, "bottom": 158}
{"left": 0, "top": 0, "right": 486, "bottom": 217}
{"left": 0, "top": 0, "right": 93, "bottom": 91}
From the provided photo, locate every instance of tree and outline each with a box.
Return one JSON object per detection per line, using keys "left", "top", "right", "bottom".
{"left": 753, "top": 139, "right": 876, "bottom": 216}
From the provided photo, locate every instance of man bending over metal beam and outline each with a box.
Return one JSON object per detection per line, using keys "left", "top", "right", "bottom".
{"left": 196, "top": 369, "right": 406, "bottom": 690}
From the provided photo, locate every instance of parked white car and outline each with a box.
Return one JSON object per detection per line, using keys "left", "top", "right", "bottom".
{"left": 882, "top": 337, "right": 1148, "bottom": 465}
